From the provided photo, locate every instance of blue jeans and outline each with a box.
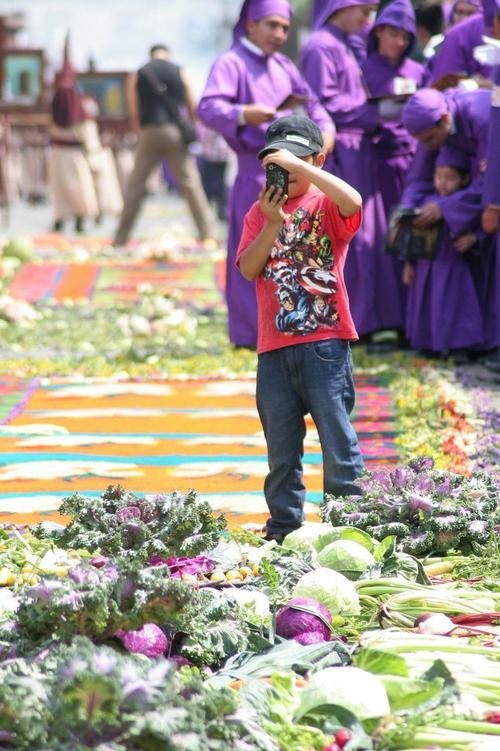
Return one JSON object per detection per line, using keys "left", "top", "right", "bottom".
{"left": 256, "top": 339, "right": 364, "bottom": 537}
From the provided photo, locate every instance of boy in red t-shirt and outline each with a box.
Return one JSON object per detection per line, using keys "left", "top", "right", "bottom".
{"left": 236, "top": 115, "right": 364, "bottom": 543}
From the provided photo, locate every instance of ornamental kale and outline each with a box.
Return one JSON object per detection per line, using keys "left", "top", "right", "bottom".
{"left": 4, "top": 561, "right": 250, "bottom": 669}
{"left": 0, "top": 637, "right": 267, "bottom": 750}
{"left": 34, "top": 485, "right": 227, "bottom": 563}
{"left": 321, "top": 459, "right": 499, "bottom": 556}
{"left": 12, "top": 561, "right": 195, "bottom": 651}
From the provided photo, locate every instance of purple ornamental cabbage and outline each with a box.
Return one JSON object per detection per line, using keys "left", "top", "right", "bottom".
{"left": 115, "top": 623, "right": 170, "bottom": 659}
{"left": 116, "top": 506, "right": 142, "bottom": 523}
{"left": 390, "top": 467, "right": 413, "bottom": 490}
{"left": 408, "top": 494, "right": 434, "bottom": 514}
{"left": 275, "top": 597, "right": 332, "bottom": 643}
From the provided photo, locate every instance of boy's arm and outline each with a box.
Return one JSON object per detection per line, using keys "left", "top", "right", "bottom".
{"left": 261, "top": 150, "right": 361, "bottom": 217}
{"left": 238, "top": 187, "right": 288, "bottom": 281}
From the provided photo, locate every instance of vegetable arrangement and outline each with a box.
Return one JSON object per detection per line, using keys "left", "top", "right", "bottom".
{"left": 321, "top": 457, "right": 499, "bottom": 556}
{"left": 0, "top": 459, "right": 499, "bottom": 750}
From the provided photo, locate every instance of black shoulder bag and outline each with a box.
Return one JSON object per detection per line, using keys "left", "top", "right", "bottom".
{"left": 141, "top": 64, "right": 197, "bottom": 146}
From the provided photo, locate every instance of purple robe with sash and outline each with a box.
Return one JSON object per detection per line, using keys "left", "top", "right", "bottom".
{"left": 198, "top": 40, "right": 332, "bottom": 346}
{"left": 301, "top": 23, "right": 406, "bottom": 335}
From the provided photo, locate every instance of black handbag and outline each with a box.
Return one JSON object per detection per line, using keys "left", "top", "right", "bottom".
{"left": 141, "top": 64, "right": 197, "bottom": 146}
{"left": 385, "top": 208, "right": 442, "bottom": 261}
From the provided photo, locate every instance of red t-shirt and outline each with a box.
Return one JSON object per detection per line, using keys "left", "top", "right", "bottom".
{"left": 236, "top": 188, "right": 361, "bottom": 354}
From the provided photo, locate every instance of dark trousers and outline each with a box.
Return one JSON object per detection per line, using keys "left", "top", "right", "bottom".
{"left": 256, "top": 339, "right": 364, "bottom": 537}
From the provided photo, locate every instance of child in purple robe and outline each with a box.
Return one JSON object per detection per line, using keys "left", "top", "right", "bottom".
{"left": 301, "top": 0, "right": 408, "bottom": 341}
{"left": 403, "top": 146, "right": 483, "bottom": 358}
{"left": 198, "top": 0, "right": 334, "bottom": 348}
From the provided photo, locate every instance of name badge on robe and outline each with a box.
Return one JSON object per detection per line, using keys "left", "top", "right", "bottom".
{"left": 393, "top": 77, "right": 417, "bottom": 96}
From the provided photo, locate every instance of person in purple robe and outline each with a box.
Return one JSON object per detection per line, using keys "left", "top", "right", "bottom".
{"left": 480, "top": 79, "right": 500, "bottom": 369}
{"left": 403, "top": 145, "right": 483, "bottom": 358}
{"left": 401, "top": 86, "right": 495, "bottom": 354}
{"left": 301, "top": 0, "right": 409, "bottom": 343}
{"left": 428, "top": 0, "right": 499, "bottom": 83}
{"left": 362, "top": 0, "right": 425, "bottom": 216}
{"left": 198, "top": 0, "right": 335, "bottom": 348}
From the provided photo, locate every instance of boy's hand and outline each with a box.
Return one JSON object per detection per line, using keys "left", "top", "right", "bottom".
{"left": 262, "top": 148, "right": 303, "bottom": 172}
{"left": 259, "top": 185, "right": 288, "bottom": 224}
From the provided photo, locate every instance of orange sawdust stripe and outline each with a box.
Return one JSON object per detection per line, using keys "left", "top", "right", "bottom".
{"left": 53, "top": 264, "right": 98, "bottom": 302}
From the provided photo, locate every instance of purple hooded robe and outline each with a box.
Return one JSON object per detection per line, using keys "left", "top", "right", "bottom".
{"left": 362, "top": 0, "right": 425, "bottom": 215}
{"left": 198, "top": 0, "right": 333, "bottom": 347}
{"left": 301, "top": 0, "right": 408, "bottom": 335}
{"left": 405, "top": 146, "right": 484, "bottom": 351}
{"left": 480, "top": 84, "right": 500, "bottom": 349}
{"left": 428, "top": 0, "right": 494, "bottom": 84}
{"left": 401, "top": 87, "right": 496, "bottom": 349}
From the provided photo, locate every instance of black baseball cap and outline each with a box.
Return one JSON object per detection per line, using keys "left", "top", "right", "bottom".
{"left": 258, "top": 115, "right": 324, "bottom": 160}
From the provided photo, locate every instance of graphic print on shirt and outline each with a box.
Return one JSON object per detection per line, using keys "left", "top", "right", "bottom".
{"left": 264, "top": 207, "right": 339, "bottom": 335}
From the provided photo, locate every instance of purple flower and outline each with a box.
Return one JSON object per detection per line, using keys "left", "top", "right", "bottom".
{"left": 116, "top": 506, "right": 142, "bottom": 523}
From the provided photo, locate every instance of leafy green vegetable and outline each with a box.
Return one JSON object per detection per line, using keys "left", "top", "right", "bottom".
{"left": 321, "top": 459, "right": 499, "bottom": 557}
{"left": 35, "top": 485, "right": 226, "bottom": 563}
{"left": 318, "top": 540, "right": 376, "bottom": 580}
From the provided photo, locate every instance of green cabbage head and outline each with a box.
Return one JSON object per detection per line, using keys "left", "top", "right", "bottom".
{"left": 298, "top": 666, "right": 391, "bottom": 720}
{"left": 292, "top": 567, "right": 360, "bottom": 616}
{"left": 318, "top": 539, "right": 376, "bottom": 580}
{"left": 282, "top": 522, "right": 339, "bottom": 553}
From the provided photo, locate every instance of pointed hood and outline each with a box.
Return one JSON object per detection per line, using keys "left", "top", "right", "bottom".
{"left": 233, "top": 0, "right": 292, "bottom": 43}
{"left": 367, "top": 0, "right": 417, "bottom": 57}
{"left": 52, "top": 31, "right": 83, "bottom": 127}
{"left": 312, "top": 0, "right": 379, "bottom": 30}
{"left": 55, "top": 32, "right": 77, "bottom": 87}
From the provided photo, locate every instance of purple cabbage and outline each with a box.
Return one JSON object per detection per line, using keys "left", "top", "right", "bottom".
{"left": 115, "top": 623, "right": 170, "bottom": 659}
{"left": 161, "top": 555, "right": 215, "bottom": 579}
{"left": 294, "top": 631, "right": 330, "bottom": 645}
{"left": 275, "top": 597, "right": 332, "bottom": 643}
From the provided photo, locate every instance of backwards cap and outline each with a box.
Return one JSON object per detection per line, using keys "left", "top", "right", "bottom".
{"left": 402, "top": 88, "right": 448, "bottom": 134}
{"left": 233, "top": 0, "right": 292, "bottom": 42}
